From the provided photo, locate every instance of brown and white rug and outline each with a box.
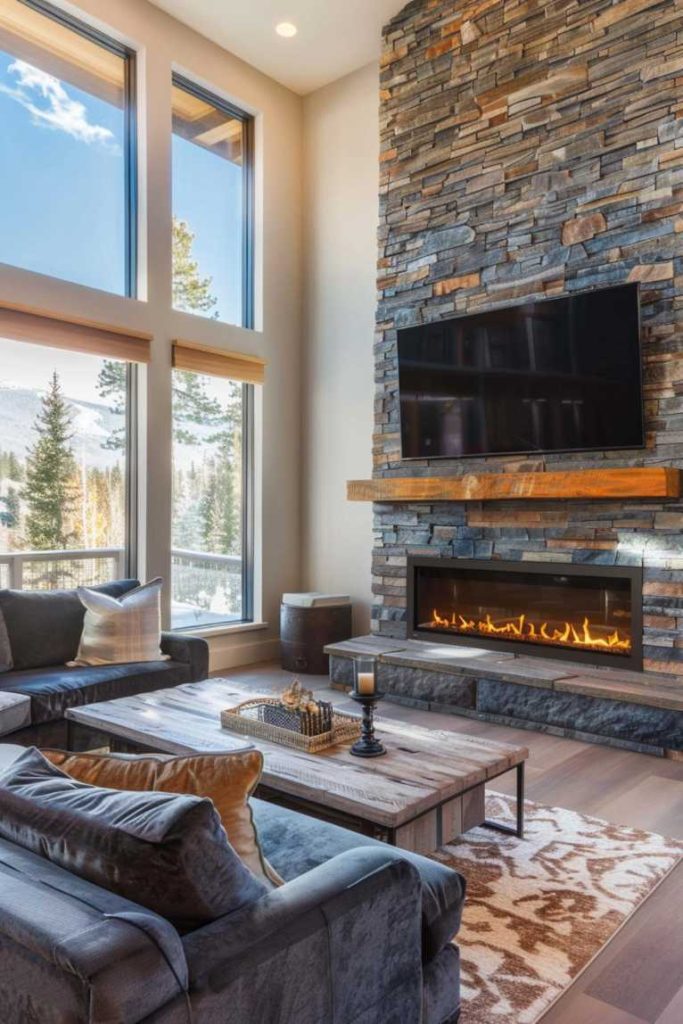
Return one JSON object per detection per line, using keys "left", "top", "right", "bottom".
{"left": 435, "top": 793, "right": 683, "bottom": 1024}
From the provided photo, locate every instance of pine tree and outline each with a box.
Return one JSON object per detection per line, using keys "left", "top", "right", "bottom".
{"left": 22, "top": 372, "right": 80, "bottom": 550}
{"left": 4, "top": 487, "right": 20, "bottom": 530}
{"left": 8, "top": 451, "right": 23, "bottom": 481}
{"left": 96, "top": 360, "right": 127, "bottom": 452}
{"left": 172, "top": 217, "right": 218, "bottom": 316}
{"left": 98, "top": 216, "right": 221, "bottom": 451}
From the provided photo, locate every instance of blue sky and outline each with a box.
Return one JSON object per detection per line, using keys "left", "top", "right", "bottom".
{"left": 0, "top": 49, "right": 242, "bottom": 324}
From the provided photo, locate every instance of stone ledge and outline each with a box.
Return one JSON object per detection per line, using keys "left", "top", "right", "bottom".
{"left": 324, "top": 636, "right": 683, "bottom": 713}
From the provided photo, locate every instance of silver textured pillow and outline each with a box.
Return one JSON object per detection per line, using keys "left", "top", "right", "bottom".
{"left": 0, "top": 610, "right": 12, "bottom": 673}
{"left": 71, "top": 578, "right": 169, "bottom": 666}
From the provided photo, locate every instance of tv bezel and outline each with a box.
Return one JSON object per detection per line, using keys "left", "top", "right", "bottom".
{"left": 396, "top": 281, "right": 645, "bottom": 462}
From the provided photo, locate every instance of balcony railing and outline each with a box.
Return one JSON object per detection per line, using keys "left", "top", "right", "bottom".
{"left": 0, "top": 547, "right": 244, "bottom": 629}
{"left": 0, "top": 548, "right": 127, "bottom": 590}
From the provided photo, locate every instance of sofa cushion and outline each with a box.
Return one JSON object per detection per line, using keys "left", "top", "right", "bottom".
{"left": 71, "top": 578, "right": 168, "bottom": 666}
{"left": 0, "top": 694, "right": 30, "bottom": 737}
{"left": 43, "top": 748, "right": 283, "bottom": 888}
{"left": 0, "top": 579, "right": 139, "bottom": 670}
{"left": 0, "top": 658, "right": 191, "bottom": 723}
{"left": 252, "top": 798, "right": 466, "bottom": 962}
{"left": 0, "top": 748, "right": 268, "bottom": 932}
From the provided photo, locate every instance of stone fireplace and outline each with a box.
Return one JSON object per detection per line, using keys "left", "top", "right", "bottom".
{"left": 370, "top": 0, "right": 683, "bottom": 681}
{"left": 407, "top": 557, "right": 643, "bottom": 670}
{"left": 328, "top": 0, "right": 683, "bottom": 755}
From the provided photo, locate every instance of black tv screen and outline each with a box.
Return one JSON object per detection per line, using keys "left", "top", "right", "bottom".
{"left": 397, "top": 283, "right": 644, "bottom": 460}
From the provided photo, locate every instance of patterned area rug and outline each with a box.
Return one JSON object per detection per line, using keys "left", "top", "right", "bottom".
{"left": 435, "top": 793, "right": 683, "bottom": 1024}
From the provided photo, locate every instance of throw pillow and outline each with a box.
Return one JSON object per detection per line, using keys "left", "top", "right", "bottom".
{"left": 0, "top": 747, "right": 267, "bottom": 932}
{"left": 0, "top": 580, "right": 139, "bottom": 669}
{"left": 0, "top": 610, "right": 11, "bottom": 672}
{"left": 43, "top": 747, "right": 282, "bottom": 888}
{"left": 71, "top": 577, "right": 167, "bottom": 666}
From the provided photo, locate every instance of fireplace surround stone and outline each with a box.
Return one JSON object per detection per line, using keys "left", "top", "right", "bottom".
{"left": 370, "top": 0, "right": 683, "bottom": 680}
{"left": 326, "top": 637, "right": 683, "bottom": 757}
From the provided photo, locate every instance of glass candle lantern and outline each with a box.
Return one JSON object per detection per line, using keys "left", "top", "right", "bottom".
{"left": 353, "top": 656, "right": 376, "bottom": 696}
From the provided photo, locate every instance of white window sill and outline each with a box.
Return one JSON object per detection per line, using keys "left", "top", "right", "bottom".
{"left": 185, "top": 621, "right": 269, "bottom": 640}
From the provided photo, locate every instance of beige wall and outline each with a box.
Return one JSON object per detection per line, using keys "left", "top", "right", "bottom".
{"left": 302, "top": 64, "right": 378, "bottom": 634}
{"left": 0, "top": 0, "right": 304, "bottom": 669}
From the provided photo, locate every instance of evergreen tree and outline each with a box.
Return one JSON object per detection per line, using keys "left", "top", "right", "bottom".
{"left": 4, "top": 487, "right": 20, "bottom": 530}
{"left": 98, "top": 216, "right": 222, "bottom": 451}
{"left": 8, "top": 451, "right": 23, "bottom": 481}
{"left": 22, "top": 372, "right": 79, "bottom": 550}
{"left": 172, "top": 217, "right": 218, "bottom": 316}
{"left": 96, "top": 360, "right": 127, "bottom": 452}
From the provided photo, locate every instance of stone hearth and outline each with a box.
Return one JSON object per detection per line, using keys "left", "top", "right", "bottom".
{"left": 326, "top": 637, "right": 683, "bottom": 757}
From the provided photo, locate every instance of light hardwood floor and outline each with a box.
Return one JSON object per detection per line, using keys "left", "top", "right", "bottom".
{"left": 217, "top": 661, "right": 683, "bottom": 1024}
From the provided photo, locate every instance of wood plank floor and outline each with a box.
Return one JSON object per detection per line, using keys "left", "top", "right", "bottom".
{"left": 217, "top": 662, "right": 683, "bottom": 1024}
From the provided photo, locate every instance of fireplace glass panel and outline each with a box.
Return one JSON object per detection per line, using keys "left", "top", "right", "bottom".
{"left": 415, "top": 565, "right": 634, "bottom": 660}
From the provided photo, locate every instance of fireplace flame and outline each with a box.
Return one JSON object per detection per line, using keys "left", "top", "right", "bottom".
{"left": 429, "top": 609, "right": 631, "bottom": 654}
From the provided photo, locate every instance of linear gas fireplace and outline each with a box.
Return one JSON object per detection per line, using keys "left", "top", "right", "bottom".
{"left": 407, "top": 557, "right": 643, "bottom": 670}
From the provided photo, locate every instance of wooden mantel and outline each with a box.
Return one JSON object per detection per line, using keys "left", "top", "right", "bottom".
{"left": 347, "top": 467, "right": 682, "bottom": 503}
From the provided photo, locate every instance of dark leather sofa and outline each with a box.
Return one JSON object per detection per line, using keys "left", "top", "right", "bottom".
{"left": 0, "top": 579, "right": 209, "bottom": 748}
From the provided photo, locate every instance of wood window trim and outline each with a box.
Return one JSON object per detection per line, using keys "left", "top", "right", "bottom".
{"left": 0, "top": 300, "right": 151, "bottom": 363}
{"left": 172, "top": 339, "right": 265, "bottom": 384}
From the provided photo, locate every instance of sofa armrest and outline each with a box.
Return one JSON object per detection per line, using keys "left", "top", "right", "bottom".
{"left": 160, "top": 631, "right": 209, "bottom": 681}
{"left": 180, "top": 847, "right": 424, "bottom": 1024}
{"left": 0, "top": 839, "right": 188, "bottom": 1024}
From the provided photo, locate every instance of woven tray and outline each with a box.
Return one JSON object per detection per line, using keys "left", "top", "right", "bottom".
{"left": 220, "top": 698, "right": 361, "bottom": 753}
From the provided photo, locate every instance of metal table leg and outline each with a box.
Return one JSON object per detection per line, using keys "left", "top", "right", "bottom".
{"left": 482, "top": 761, "right": 525, "bottom": 839}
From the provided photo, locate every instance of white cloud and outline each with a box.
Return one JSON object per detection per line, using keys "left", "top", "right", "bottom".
{"left": 0, "top": 59, "right": 118, "bottom": 150}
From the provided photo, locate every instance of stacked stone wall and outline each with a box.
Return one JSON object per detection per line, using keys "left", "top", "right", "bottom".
{"left": 374, "top": 0, "right": 683, "bottom": 674}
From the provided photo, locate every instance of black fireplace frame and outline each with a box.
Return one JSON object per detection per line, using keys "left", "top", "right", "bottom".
{"left": 406, "top": 557, "right": 643, "bottom": 670}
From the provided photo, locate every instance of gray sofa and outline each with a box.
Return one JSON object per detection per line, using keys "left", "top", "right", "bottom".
{"left": 0, "top": 746, "right": 465, "bottom": 1024}
{"left": 0, "top": 580, "right": 209, "bottom": 748}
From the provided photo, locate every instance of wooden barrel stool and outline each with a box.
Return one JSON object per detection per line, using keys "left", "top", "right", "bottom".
{"left": 280, "top": 600, "right": 352, "bottom": 675}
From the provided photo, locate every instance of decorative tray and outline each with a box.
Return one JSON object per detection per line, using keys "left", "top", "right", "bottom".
{"left": 220, "top": 697, "right": 361, "bottom": 753}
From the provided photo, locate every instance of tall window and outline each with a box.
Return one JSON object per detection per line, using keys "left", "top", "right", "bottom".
{"left": 0, "top": 0, "right": 136, "bottom": 294}
{"left": 0, "top": 336, "right": 134, "bottom": 590}
{"left": 171, "top": 366, "right": 252, "bottom": 630}
{"left": 172, "top": 75, "right": 253, "bottom": 327}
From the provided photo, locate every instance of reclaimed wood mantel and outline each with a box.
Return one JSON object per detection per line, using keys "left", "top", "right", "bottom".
{"left": 347, "top": 468, "right": 682, "bottom": 503}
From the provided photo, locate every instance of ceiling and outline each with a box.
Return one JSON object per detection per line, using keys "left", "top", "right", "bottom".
{"left": 149, "top": 0, "right": 406, "bottom": 94}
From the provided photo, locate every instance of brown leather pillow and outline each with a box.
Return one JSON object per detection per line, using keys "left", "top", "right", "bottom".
{"left": 43, "top": 748, "right": 282, "bottom": 888}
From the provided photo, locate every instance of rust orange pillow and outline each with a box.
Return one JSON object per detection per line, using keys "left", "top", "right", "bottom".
{"left": 42, "top": 748, "right": 282, "bottom": 888}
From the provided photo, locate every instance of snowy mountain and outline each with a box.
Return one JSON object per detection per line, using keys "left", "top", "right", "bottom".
{"left": 0, "top": 385, "right": 123, "bottom": 469}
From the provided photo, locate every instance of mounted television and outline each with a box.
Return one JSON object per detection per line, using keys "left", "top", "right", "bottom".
{"left": 397, "top": 283, "right": 644, "bottom": 460}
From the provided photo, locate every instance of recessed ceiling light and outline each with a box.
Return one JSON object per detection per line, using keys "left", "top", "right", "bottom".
{"left": 276, "top": 22, "right": 298, "bottom": 38}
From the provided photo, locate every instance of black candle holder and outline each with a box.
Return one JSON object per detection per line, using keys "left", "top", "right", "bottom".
{"left": 349, "top": 690, "right": 387, "bottom": 758}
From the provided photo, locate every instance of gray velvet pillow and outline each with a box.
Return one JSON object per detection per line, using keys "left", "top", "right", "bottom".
{"left": 0, "top": 748, "right": 267, "bottom": 932}
{"left": 0, "top": 610, "right": 11, "bottom": 672}
{"left": 0, "top": 579, "right": 139, "bottom": 669}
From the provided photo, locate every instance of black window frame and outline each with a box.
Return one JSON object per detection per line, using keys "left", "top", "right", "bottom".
{"left": 16, "top": 1, "right": 139, "bottom": 579}
{"left": 171, "top": 72, "right": 255, "bottom": 330}
{"left": 20, "top": 0, "right": 138, "bottom": 299}
{"left": 171, "top": 74, "right": 256, "bottom": 628}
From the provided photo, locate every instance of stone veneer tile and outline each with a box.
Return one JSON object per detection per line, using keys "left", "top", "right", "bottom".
{"left": 371, "top": 0, "right": 683, "bottom": 675}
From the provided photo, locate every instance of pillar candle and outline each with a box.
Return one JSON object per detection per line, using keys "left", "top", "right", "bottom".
{"left": 356, "top": 671, "right": 375, "bottom": 695}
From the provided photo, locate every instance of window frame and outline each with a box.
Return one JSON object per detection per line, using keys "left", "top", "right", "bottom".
{"left": 19, "top": 0, "right": 138, "bottom": 298}
{"left": 123, "top": 362, "right": 139, "bottom": 580}
{"left": 171, "top": 72, "right": 255, "bottom": 330}
{"left": 170, "top": 370, "right": 255, "bottom": 631}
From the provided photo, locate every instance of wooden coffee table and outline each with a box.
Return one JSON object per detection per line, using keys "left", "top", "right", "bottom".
{"left": 66, "top": 678, "right": 528, "bottom": 855}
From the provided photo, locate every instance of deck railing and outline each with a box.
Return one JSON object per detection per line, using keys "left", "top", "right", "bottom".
{"left": 0, "top": 548, "right": 127, "bottom": 590}
{"left": 0, "top": 548, "right": 243, "bottom": 624}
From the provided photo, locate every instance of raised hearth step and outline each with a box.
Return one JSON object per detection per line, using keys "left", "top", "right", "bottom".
{"left": 326, "top": 637, "right": 683, "bottom": 756}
